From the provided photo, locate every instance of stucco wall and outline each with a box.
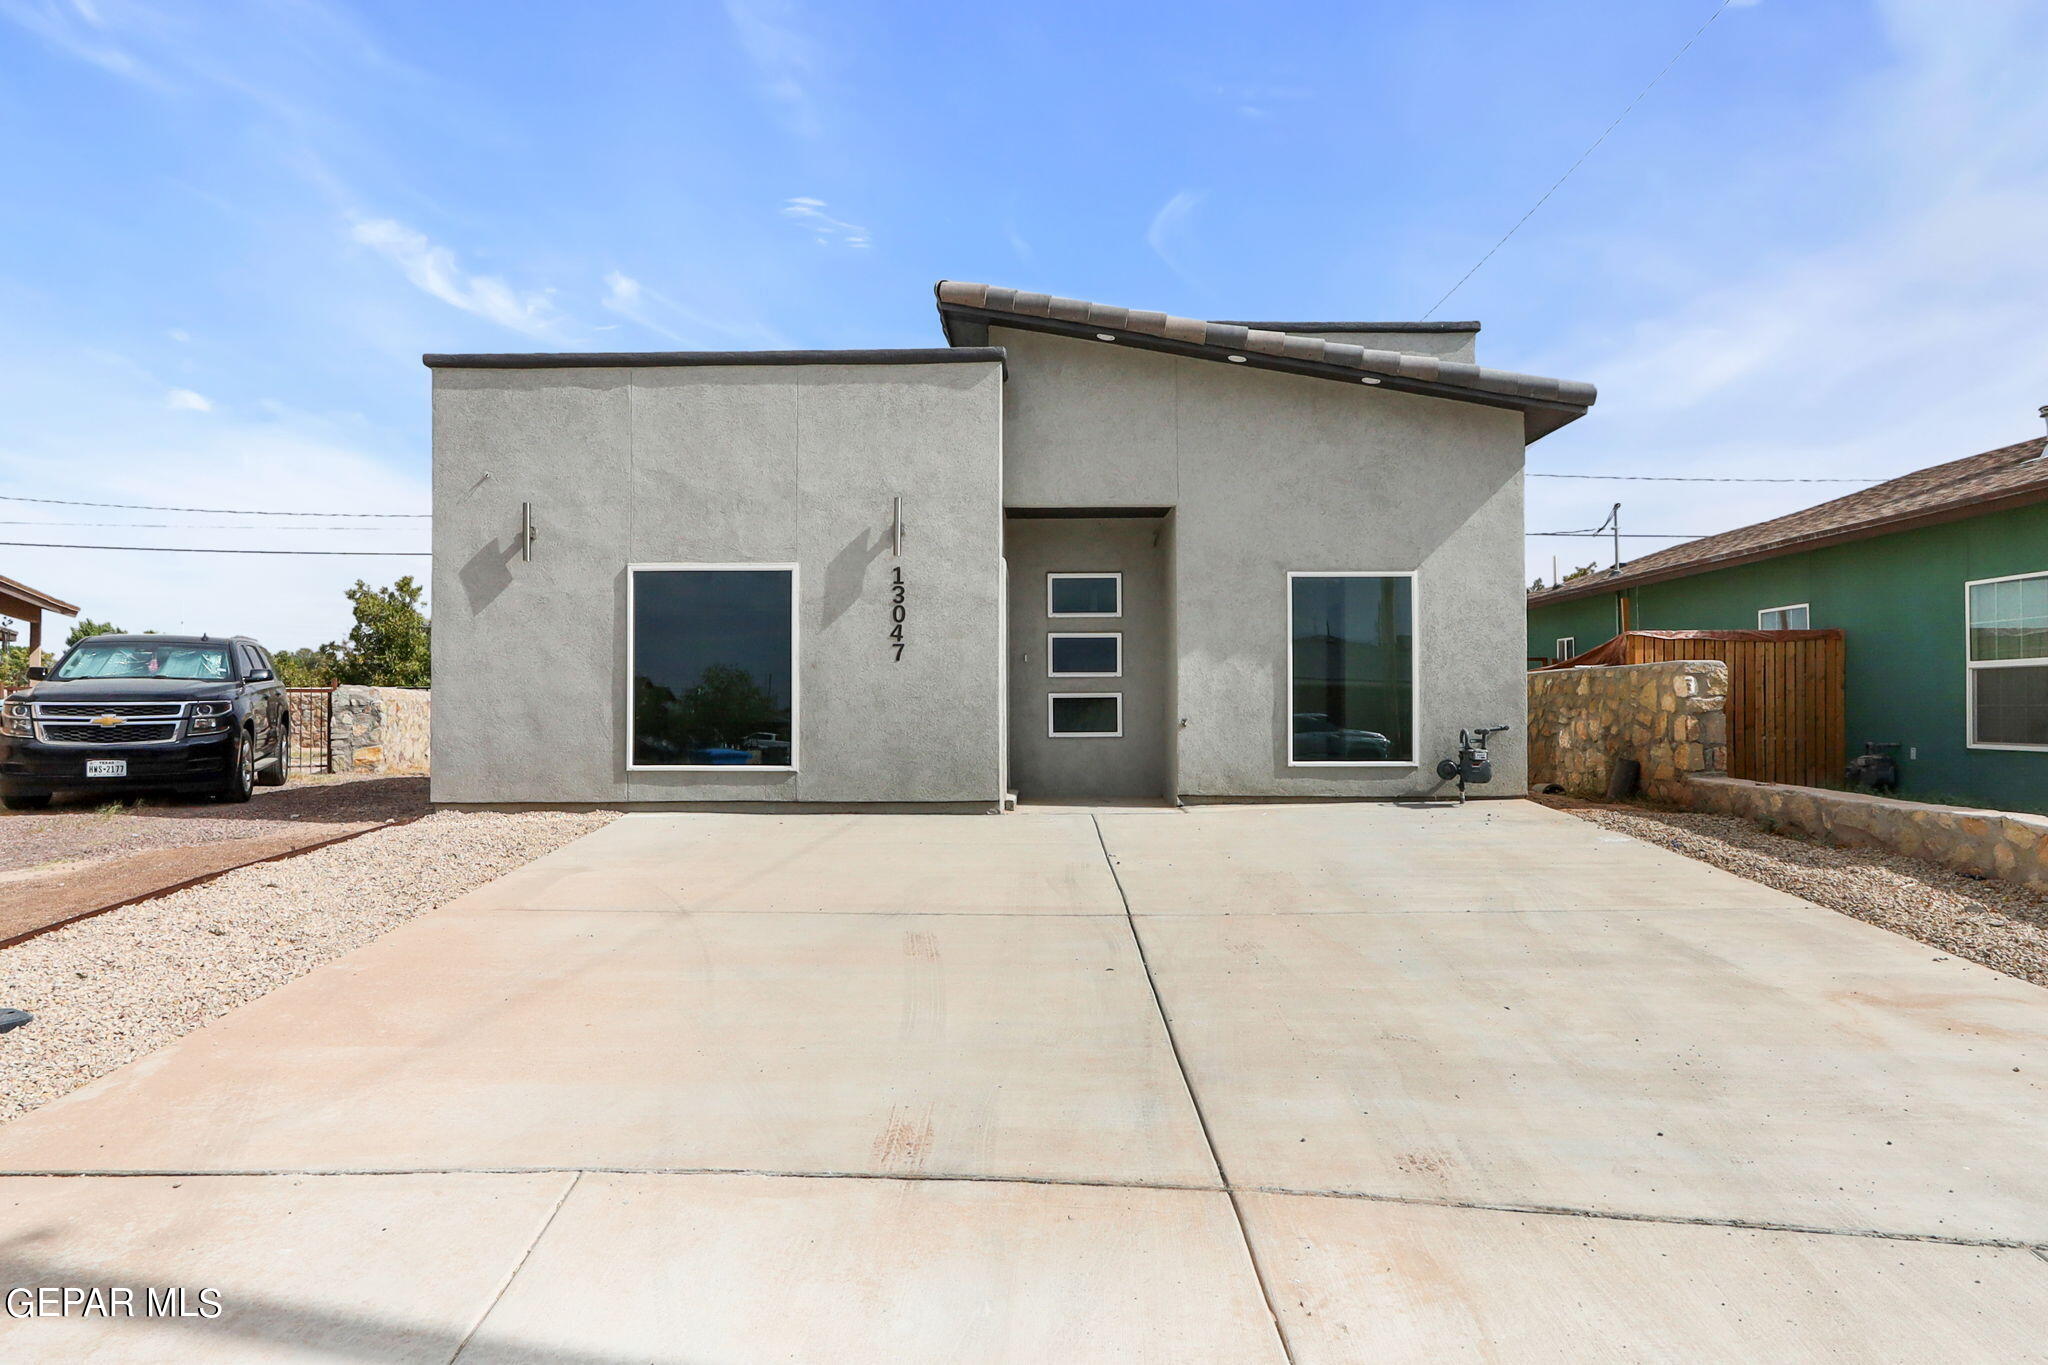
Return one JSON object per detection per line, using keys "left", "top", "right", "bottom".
{"left": 329, "top": 686, "right": 430, "bottom": 774}
{"left": 996, "top": 326, "right": 1530, "bottom": 799}
{"left": 1003, "top": 516, "right": 1171, "bottom": 800}
{"left": 430, "top": 361, "right": 1006, "bottom": 807}
{"left": 1528, "top": 661, "right": 1729, "bottom": 800}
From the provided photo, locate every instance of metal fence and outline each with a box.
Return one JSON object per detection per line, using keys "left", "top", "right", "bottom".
{"left": 285, "top": 686, "right": 334, "bottom": 775}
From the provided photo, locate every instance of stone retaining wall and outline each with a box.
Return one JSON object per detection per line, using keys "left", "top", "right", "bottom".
{"left": 329, "top": 686, "right": 430, "bottom": 774}
{"left": 1528, "top": 661, "right": 1728, "bottom": 801}
{"left": 1689, "top": 774, "right": 2048, "bottom": 894}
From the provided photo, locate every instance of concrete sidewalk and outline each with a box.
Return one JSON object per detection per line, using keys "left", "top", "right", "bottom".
{"left": 2, "top": 801, "right": 2046, "bottom": 1361}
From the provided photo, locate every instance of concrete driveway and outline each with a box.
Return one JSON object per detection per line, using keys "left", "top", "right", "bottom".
{"left": 3, "top": 800, "right": 2046, "bottom": 1361}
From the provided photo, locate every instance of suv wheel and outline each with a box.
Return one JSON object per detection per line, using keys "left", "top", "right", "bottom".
{"left": 257, "top": 720, "right": 290, "bottom": 788}
{"left": 218, "top": 727, "right": 256, "bottom": 804}
{"left": 2, "top": 790, "right": 51, "bottom": 811}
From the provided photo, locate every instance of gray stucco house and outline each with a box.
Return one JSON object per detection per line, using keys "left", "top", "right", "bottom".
{"left": 427, "top": 282, "right": 1594, "bottom": 809}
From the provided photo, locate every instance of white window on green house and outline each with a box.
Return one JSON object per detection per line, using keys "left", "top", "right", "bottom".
{"left": 1966, "top": 571, "right": 2048, "bottom": 750}
{"left": 1758, "top": 604, "right": 1810, "bottom": 630}
{"left": 1554, "top": 636, "right": 1576, "bottom": 662}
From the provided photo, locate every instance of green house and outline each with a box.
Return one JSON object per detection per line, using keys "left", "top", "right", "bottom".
{"left": 1527, "top": 429, "right": 2048, "bottom": 813}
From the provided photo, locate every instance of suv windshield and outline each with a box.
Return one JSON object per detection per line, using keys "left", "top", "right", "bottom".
{"left": 53, "top": 642, "right": 233, "bottom": 681}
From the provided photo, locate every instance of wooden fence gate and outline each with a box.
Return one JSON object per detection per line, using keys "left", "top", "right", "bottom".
{"left": 1547, "top": 629, "right": 1847, "bottom": 789}
{"left": 285, "top": 686, "right": 333, "bottom": 775}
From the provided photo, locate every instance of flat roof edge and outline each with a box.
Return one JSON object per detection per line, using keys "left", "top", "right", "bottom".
{"left": 1212, "top": 320, "right": 1481, "bottom": 333}
{"left": 423, "top": 347, "right": 1007, "bottom": 370}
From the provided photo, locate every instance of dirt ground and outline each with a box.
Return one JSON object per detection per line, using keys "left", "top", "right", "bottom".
{"left": 1540, "top": 794, "right": 2048, "bottom": 989}
{"left": 0, "top": 774, "right": 429, "bottom": 875}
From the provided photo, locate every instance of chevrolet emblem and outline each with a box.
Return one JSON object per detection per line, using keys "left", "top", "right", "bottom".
{"left": 91, "top": 714, "right": 124, "bottom": 727}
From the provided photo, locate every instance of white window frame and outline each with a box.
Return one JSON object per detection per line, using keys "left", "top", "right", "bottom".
{"left": 1757, "top": 603, "right": 1810, "bottom": 631}
{"left": 1047, "top": 692, "right": 1122, "bottom": 738}
{"left": 1965, "top": 570, "right": 2048, "bottom": 753}
{"left": 1047, "top": 631, "right": 1122, "bottom": 679}
{"left": 1047, "top": 571, "right": 1122, "bottom": 619}
{"left": 1554, "top": 637, "right": 1576, "bottom": 662}
{"left": 1286, "top": 569, "right": 1420, "bottom": 769}
{"left": 625, "top": 562, "right": 800, "bottom": 772}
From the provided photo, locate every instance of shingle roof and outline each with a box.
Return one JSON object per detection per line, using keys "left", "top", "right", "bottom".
{"left": 933, "top": 281, "right": 1594, "bottom": 439}
{"left": 0, "top": 571, "right": 79, "bottom": 618}
{"left": 1529, "top": 434, "right": 2048, "bottom": 606}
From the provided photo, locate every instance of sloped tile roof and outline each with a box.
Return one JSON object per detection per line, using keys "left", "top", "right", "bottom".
{"left": 1529, "top": 434, "right": 2048, "bottom": 605}
{"left": 933, "top": 281, "right": 1595, "bottom": 420}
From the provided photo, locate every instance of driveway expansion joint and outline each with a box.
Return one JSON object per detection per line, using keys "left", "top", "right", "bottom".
{"left": 1093, "top": 814, "right": 1299, "bottom": 1364}
{"left": 8, "top": 1165, "right": 2042, "bottom": 1254}
{"left": 447, "top": 1170, "right": 580, "bottom": 1364}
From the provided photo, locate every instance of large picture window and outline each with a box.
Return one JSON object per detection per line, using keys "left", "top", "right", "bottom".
{"left": 1288, "top": 572, "right": 1415, "bottom": 766}
{"left": 1967, "top": 571, "right": 2048, "bottom": 750}
{"left": 628, "top": 564, "right": 797, "bottom": 770}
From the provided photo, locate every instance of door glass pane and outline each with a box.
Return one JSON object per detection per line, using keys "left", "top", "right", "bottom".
{"left": 1976, "top": 664, "right": 2048, "bottom": 746}
{"left": 1049, "top": 575, "right": 1119, "bottom": 615}
{"left": 1291, "top": 575, "right": 1414, "bottom": 762}
{"left": 632, "top": 569, "right": 794, "bottom": 767}
{"left": 1050, "top": 694, "right": 1120, "bottom": 735}
{"left": 1050, "top": 634, "right": 1120, "bottom": 675}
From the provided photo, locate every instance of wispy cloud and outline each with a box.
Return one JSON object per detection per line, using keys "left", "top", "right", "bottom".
{"left": 1004, "top": 222, "right": 1035, "bottom": 264}
{"left": 350, "top": 218, "right": 559, "bottom": 337}
{"left": 1525, "top": 0, "right": 2048, "bottom": 577}
{"left": 780, "top": 197, "right": 870, "bottom": 248}
{"left": 0, "top": 0, "right": 167, "bottom": 88}
{"left": 164, "top": 387, "right": 212, "bottom": 412}
{"left": 1146, "top": 189, "right": 1204, "bottom": 286}
{"left": 600, "top": 271, "right": 683, "bottom": 343}
{"left": 723, "top": 0, "right": 823, "bottom": 139}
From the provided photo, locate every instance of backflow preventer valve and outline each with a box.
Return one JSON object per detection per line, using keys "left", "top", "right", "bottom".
{"left": 1436, "top": 725, "right": 1509, "bottom": 802}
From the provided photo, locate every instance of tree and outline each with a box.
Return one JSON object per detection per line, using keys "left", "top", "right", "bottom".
{"left": 274, "top": 646, "right": 340, "bottom": 688}
{"left": 1560, "top": 562, "right": 1601, "bottom": 584}
{"left": 65, "top": 618, "right": 125, "bottom": 647}
{"left": 328, "top": 576, "right": 430, "bottom": 687}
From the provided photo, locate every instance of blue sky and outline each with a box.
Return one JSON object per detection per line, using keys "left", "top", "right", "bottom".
{"left": 1, "top": 0, "right": 2044, "bottom": 646}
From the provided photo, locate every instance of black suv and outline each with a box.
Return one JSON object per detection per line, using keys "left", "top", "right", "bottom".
{"left": 0, "top": 634, "right": 291, "bottom": 809}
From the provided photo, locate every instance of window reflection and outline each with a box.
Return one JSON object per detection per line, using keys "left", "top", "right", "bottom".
{"left": 1291, "top": 575, "right": 1413, "bottom": 763}
{"left": 631, "top": 568, "right": 794, "bottom": 768}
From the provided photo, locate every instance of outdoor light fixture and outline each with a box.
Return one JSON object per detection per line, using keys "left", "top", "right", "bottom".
{"left": 1094, "top": 333, "right": 1116, "bottom": 342}
{"left": 1360, "top": 377, "right": 1382, "bottom": 385}
{"left": 1227, "top": 355, "right": 1247, "bottom": 363}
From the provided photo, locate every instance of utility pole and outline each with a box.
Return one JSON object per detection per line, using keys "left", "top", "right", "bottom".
{"left": 1610, "top": 501, "right": 1622, "bottom": 571}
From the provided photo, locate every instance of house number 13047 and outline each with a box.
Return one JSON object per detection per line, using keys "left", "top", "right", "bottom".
{"left": 890, "top": 567, "right": 906, "bottom": 660}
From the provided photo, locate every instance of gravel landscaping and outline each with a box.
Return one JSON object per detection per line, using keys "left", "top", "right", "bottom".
{"left": 0, "top": 806, "right": 614, "bottom": 1123}
{"left": 0, "top": 774, "right": 429, "bottom": 875}
{"left": 1555, "top": 799, "right": 2048, "bottom": 988}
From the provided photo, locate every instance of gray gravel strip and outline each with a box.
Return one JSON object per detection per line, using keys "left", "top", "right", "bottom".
{"left": 1562, "top": 802, "right": 2048, "bottom": 988}
{"left": 0, "top": 807, "right": 615, "bottom": 1124}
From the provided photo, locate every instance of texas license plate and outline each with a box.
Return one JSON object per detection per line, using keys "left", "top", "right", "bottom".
{"left": 85, "top": 759, "right": 127, "bottom": 778}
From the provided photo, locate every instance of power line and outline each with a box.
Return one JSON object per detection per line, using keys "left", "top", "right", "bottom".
{"left": 1531, "top": 472, "right": 1883, "bottom": 484}
{"left": 0, "top": 493, "right": 428, "bottom": 517}
{"left": 1421, "top": 0, "right": 1736, "bottom": 318}
{"left": 1528, "top": 531, "right": 1703, "bottom": 538}
{"left": 0, "top": 540, "right": 427, "bottom": 556}
{"left": 0, "top": 520, "right": 421, "bottom": 531}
